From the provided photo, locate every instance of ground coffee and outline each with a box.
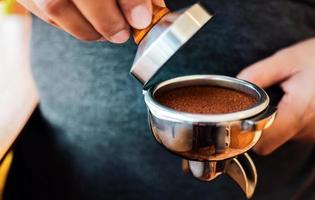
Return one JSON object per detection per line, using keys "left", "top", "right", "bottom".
{"left": 155, "top": 86, "right": 257, "bottom": 114}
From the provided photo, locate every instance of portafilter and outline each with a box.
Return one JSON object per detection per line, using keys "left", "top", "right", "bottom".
{"left": 129, "top": 3, "right": 276, "bottom": 199}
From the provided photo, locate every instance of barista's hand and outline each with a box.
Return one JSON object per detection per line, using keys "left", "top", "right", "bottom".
{"left": 237, "top": 38, "right": 315, "bottom": 155}
{"left": 17, "top": 0, "right": 165, "bottom": 43}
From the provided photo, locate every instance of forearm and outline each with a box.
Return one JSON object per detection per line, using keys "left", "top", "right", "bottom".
{"left": 0, "top": 14, "right": 38, "bottom": 160}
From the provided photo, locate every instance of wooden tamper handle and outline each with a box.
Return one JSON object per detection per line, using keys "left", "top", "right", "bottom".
{"left": 133, "top": 5, "right": 170, "bottom": 44}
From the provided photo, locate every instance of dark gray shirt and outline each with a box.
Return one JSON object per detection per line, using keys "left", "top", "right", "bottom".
{"left": 5, "top": 0, "right": 315, "bottom": 199}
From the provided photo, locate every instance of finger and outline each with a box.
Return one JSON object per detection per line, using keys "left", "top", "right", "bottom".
{"left": 253, "top": 70, "right": 314, "bottom": 155}
{"left": 34, "top": 0, "right": 101, "bottom": 41}
{"left": 119, "top": 0, "right": 152, "bottom": 29}
{"left": 73, "top": 0, "right": 130, "bottom": 43}
{"left": 252, "top": 94, "right": 301, "bottom": 155}
{"left": 237, "top": 48, "right": 300, "bottom": 88}
{"left": 152, "top": 0, "right": 166, "bottom": 7}
{"left": 17, "top": 0, "right": 57, "bottom": 26}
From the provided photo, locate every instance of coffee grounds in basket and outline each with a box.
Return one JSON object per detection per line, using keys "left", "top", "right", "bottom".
{"left": 155, "top": 86, "right": 257, "bottom": 114}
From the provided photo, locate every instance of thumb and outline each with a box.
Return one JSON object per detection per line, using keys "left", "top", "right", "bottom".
{"left": 119, "top": 0, "right": 153, "bottom": 29}
{"left": 237, "top": 49, "right": 299, "bottom": 88}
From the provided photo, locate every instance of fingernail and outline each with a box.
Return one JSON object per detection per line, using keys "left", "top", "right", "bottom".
{"left": 131, "top": 4, "right": 152, "bottom": 29}
{"left": 97, "top": 37, "right": 107, "bottom": 42}
{"left": 109, "top": 30, "right": 130, "bottom": 44}
{"left": 156, "top": 0, "right": 166, "bottom": 7}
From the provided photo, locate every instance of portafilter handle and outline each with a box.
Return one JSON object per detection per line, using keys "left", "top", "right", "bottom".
{"left": 183, "top": 153, "right": 257, "bottom": 199}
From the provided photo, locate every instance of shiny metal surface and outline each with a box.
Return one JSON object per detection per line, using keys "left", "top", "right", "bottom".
{"left": 144, "top": 75, "right": 276, "bottom": 198}
{"left": 184, "top": 153, "right": 257, "bottom": 199}
{"left": 226, "top": 153, "right": 257, "bottom": 199}
{"left": 148, "top": 108, "right": 275, "bottom": 161}
{"left": 130, "top": 3, "right": 213, "bottom": 86}
{"left": 187, "top": 159, "right": 224, "bottom": 181}
{"left": 146, "top": 75, "right": 276, "bottom": 161}
{"left": 145, "top": 75, "right": 270, "bottom": 123}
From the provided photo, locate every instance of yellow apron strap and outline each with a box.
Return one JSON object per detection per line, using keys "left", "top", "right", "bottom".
{"left": 0, "top": 151, "right": 13, "bottom": 200}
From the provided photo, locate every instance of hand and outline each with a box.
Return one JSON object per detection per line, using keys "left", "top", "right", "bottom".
{"left": 18, "top": 0, "right": 165, "bottom": 43}
{"left": 237, "top": 38, "right": 315, "bottom": 155}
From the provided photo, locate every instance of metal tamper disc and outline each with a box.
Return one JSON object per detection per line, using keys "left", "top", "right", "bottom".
{"left": 130, "top": 3, "right": 213, "bottom": 86}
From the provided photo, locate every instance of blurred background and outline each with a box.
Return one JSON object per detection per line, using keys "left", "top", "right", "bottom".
{"left": 0, "top": 0, "right": 38, "bottom": 198}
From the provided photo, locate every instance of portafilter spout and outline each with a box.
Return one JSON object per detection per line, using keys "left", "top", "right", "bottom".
{"left": 183, "top": 153, "right": 257, "bottom": 199}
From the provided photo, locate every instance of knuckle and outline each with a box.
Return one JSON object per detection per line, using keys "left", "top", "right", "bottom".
{"left": 41, "top": 0, "right": 66, "bottom": 15}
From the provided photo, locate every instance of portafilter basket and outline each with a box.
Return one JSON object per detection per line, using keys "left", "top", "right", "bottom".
{"left": 144, "top": 75, "right": 276, "bottom": 198}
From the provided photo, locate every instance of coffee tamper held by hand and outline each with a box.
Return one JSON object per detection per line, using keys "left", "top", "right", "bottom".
{"left": 129, "top": 3, "right": 276, "bottom": 199}
{"left": 130, "top": 3, "right": 213, "bottom": 86}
